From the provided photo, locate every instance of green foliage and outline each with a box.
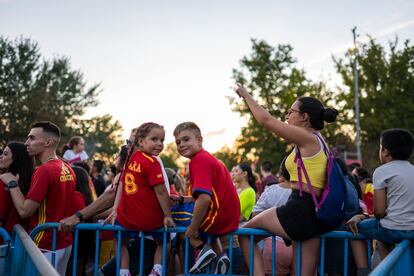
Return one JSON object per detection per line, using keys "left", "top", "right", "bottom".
{"left": 334, "top": 37, "right": 414, "bottom": 168}
{"left": 0, "top": 36, "right": 100, "bottom": 145}
{"left": 0, "top": 36, "right": 124, "bottom": 163}
{"left": 159, "top": 142, "right": 181, "bottom": 170}
{"left": 213, "top": 145, "right": 240, "bottom": 170}
{"left": 68, "top": 114, "right": 124, "bottom": 163}
{"left": 227, "top": 39, "right": 344, "bottom": 169}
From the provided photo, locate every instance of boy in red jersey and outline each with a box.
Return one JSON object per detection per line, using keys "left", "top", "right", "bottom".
{"left": 173, "top": 122, "right": 240, "bottom": 274}
{"left": 0, "top": 121, "right": 77, "bottom": 275}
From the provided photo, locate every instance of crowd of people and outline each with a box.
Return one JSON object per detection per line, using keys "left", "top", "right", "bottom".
{"left": 1, "top": 85, "right": 414, "bottom": 276}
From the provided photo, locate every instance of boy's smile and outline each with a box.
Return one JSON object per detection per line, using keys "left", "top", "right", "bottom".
{"left": 175, "top": 130, "right": 203, "bottom": 158}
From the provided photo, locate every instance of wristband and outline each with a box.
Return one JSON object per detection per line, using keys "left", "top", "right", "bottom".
{"left": 179, "top": 195, "right": 184, "bottom": 205}
{"left": 75, "top": 211, "right": 84, "bottom": 222}
{"left": 7, "top": 180, "right": 18, "bottom": 189}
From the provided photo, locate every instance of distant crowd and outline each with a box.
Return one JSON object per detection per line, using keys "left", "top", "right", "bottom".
{"left": 1, "top": 85, "right": 413, "bottom": 276}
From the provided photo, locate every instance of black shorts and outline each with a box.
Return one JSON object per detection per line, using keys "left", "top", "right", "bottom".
{"left": 276, "top": 190, "right": 332, "bottom": 241}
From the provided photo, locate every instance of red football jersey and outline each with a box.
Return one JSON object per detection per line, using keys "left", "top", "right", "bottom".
{"left": 26, "top": 159, "right": 76, "bottom": 250}
{"left": 117, "top": 151, "right": 166, "bottom": 231}
{"left": 0, "top": 180, "right": 28, "bottom": 234}
{"left": 189, "top": 149, "right": 240, "bottom": 235}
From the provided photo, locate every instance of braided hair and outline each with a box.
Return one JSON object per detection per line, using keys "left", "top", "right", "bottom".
{"left": 115, "top": 122, "right": 164, "bottom": 188}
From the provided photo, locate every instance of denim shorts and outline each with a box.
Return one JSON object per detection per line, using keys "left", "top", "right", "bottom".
{"left": 358, "top": 218, "right": 414, "bottom": 244}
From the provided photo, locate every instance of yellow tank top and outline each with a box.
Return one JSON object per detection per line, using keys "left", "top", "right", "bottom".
{"left": 285, "top": 139, "right": 328, "bottom": 189}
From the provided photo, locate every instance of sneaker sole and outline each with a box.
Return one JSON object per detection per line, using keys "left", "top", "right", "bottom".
{"left": 214, "top": 257, "right": 230, "bottom": 274}
{"left": 189, "top": 250, "right": 217, "bottom": 273}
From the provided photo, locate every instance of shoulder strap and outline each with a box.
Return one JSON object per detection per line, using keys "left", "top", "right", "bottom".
{"left": 313, "top": 132, "right": 335, "bottom": 205}
{"left": 295, "top": 133, "right": 334, "bottom": 208}
{"left": 295, "top": 147, "right": 320, "bottom": 208}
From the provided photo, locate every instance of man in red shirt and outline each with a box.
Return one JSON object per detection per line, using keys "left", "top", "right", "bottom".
{"left": 0, "top": 121, "right": 76, "bottom": 275}
{"left": 173, "top": 122, "right": 240, "bottom": 274}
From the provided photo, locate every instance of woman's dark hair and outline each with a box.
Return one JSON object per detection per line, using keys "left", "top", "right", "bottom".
{"left": 297, "top": 97, "right": 338, "bottom": 130}
{"left": 279, "top": 157, "right": 290, "bottom": 181}
{"left": 73, "top": 161, "right": 90, "bottom": 174}
{"left": 238, "top": 162, "right": 257, "bottom": 193}
{"left": 72, "top": 166, "right": 94, "bottom": 206}
{"left": 7, "top": 142, "right": 35, "bottom": 195}
{"left": 354, "top": 167, "right": 371, "bottom": 181}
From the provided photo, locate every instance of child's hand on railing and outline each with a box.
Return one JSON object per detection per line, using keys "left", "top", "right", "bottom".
{"left": 163, "top": 215, "right": 176, "bottom": 230}
{"left": 103, "top": 209, "right": 117, "bottom": 226}
{"left": 346, "top": 214, "right": 365, "bottom": 235}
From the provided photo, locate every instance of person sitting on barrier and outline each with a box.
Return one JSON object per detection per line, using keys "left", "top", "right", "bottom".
{"left": 0, "top": 142, "right": 35, "bottom": 234}
{"left": 252, "top": 159, "right": 292, "bottom": 276}
{"left": 62, "top": 135, "right": 89, "bottom": 164}
{"left": 172, "top": 122, "right": 240, "bottom": 274}
{"left": 232, "top": 162, "right": 257, "bottom": 223}
{"left": 0, "top": 121, "right": 77, "bottom": 276}
{"left": 105, "top": 122, "right": 175, "bottom": 276}
{"left": 234, "top": 85, "right": 339, "bottom": 276}
{"left": 347, "top": 128, "right": 414, "bottom": 272}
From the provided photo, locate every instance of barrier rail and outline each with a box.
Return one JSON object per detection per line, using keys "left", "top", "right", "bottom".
{"left": 12, "top": 224, "right": 59, "bottom": 276}
{"left": 370, "top": 239, "right": 414, "bottom": 275}
{"left": 30, "top": 223, "right": 376, "bottom": 276}
{"left": 0, "top": 227, "right": 11, "bottom": 275}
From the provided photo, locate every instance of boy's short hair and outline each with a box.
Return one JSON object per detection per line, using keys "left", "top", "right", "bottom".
{"left": 173, "top": 122, "right": 202, "bottom": 137}
{"left": 31, "top": 121, "right": 61, "bottom": 141}
{"left": 381, "top": 128, "right": 414, "bottom": 160}
{"left": 260, "top": 160, "right": 272, "bottom": 172}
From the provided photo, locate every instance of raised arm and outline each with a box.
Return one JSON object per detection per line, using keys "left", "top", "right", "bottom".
{"left": 235, "top": 86, "right": 315, "bottom": 148}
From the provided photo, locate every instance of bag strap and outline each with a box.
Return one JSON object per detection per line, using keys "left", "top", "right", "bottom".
{"left": 295, "top": 147, "right": 320, "bottom": 208}
{"left": 313, "top": 132, "right": 335, "bottom": 205}
{"left": 294, "top": 132, "right": 334, "bottom": 209}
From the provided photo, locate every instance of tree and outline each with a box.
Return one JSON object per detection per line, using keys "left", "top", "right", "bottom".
{"left": 213, "top": 144, "right": 241, "bottom": 170}
{"left": 0, "top": 36, "right": 100, "bottom": 145}
{"left": 159, "top": 142, "right": 181, "bottom": 170}
{"left": 334, "top": 37, "right": 414, "bottom": 169}
{"left": 67, "top": 114, "right": 124, "bottom": 163}
{"left": 227, "top": 39, "right": 343, "bottom": 169}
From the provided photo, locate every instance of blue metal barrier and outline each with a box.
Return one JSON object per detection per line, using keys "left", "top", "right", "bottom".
{"left": 11, "top": 224, "right": 59, "bottom": 276}
{"left": 370, "top": 239, "right": 414, "bottom": 276}
{"left": 0, "top": 227, "right": 12, "bottom": 275}
{"left": 29, "top": 223, "right": 376, "bottom": 276}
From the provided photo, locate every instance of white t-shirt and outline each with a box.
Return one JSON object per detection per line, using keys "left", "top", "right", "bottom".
{"left": 253, "top": 184, "right": 291, "bottom": 213}
{"left": 154, "top": 156, "right": 170, "bottom": 195}
{"left": 62, "top": 150, "right": 89, "bottom": 164}
{"left": 373, "top": 160, "right": 414, "bottom": 230}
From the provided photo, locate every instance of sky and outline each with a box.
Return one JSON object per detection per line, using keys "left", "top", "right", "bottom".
{"left": 1, "top": 0, "right": 413, "bottom": 152}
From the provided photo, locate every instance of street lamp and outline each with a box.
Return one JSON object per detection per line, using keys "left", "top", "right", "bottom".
{"left": 352, "top": 26, "right": 362, "bottom": 163}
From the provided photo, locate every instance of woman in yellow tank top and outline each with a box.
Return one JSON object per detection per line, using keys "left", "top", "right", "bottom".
{"left": 234, "top": 85, "right": 338, "bottom": 276}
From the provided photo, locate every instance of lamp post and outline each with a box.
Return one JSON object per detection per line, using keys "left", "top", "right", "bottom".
{"left": 352, "top": 26, "right": 362, "bottom": 162}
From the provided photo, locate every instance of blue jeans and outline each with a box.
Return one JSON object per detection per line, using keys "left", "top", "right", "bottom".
{"left": 358, "top": 218, "right": 414, "bottom": 244}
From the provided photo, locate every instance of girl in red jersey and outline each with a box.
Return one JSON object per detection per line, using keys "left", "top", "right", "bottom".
{"left": 106, "top": 122, "right": 175, "bottom": 276}
{"left": 0, "top": 142, "right": 34, "bottom": 234}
